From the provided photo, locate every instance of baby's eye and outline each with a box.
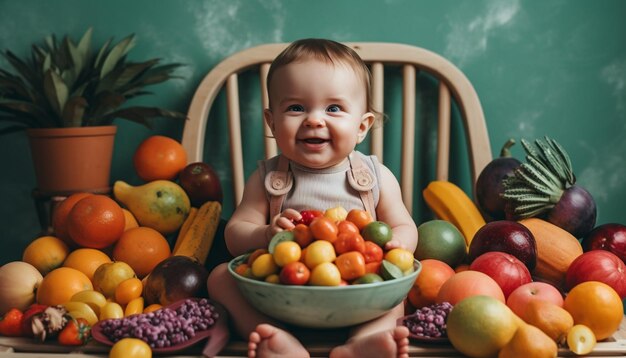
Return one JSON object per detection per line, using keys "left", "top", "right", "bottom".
{"left": 327, "top": 105, "right": 341, "bottom": 113}
{"left": 287, "top": 104, "right": 304, "bottom": 112}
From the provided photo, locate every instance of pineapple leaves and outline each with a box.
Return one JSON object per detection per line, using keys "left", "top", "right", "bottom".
{"left": 43, "top": 69, "right": 68, "bottom": 118}
{"left": 502, "top": 136, "right": 574, "bottom": 219}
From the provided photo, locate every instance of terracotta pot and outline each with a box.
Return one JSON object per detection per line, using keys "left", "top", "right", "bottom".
{"left": 27, "top": 126, "right": 117, "bottom": 196}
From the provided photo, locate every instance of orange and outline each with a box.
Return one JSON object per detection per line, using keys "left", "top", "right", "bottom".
{"left": 51, "top": 192, "right": 93, "bottom": 243}
{"left": 62, "top": 248, "right": 112, "bottom": 282}
{"left": 67, "top": 195, "right": 125, "bottom": 249}
{"left": 22, "top": 235, "right": 70, "bottom": 275}
{"left": 36, "top": 267, "right": 93, "bottom": 305}
{"left": 436, "top": 270, "right": 505, "bottom": 305}
{"left": 564, "top": 281, "right": 623, "bottom": 340}
{"left": 133, "top": 135, "right": 187, "bottom": 181}
{"left": 122, "top": 208, "right": 139, "bottom": 231}
{"left": 408, "top": 259, "right": 455, "bottom": 308}
{"left": 112, "top": 227, "right": 171, "bottom": 278}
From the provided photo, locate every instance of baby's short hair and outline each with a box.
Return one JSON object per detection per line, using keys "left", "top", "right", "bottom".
{"left": 266, "top": 38, "right": 379, "bottom": 120}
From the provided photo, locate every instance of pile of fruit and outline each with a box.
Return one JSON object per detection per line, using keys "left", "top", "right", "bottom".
{"left": 409, "top": 136, "right": 626, "bottom": 356}
{"left": 232, "top": 207, "right": 416, "bottom": 286}
{"left": 0, "top": 135, "right": 223, "bottom": 354}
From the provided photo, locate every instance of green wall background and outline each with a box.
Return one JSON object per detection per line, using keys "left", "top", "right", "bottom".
{"left": 1, "top": 0, "right": 625, "bottom": 263}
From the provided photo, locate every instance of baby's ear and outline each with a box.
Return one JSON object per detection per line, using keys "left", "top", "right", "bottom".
{"left": 264, "top": 109, "right": 275, "bottom": 132}
{"left": 357, "top": 112, "right": 375, "bottom": 143}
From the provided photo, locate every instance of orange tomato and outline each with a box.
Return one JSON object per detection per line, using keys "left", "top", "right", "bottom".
{"left": 365, "top": 261, "right": 382, "bottom": 274}
{"left": 293, "top": 224, "right": 313, "bottom": 248}
{"left": 334, "top": 232, "right": 365, "bottom": 255}
{"left": 309, "top": 217, "right": 338, "bottom": 243}
{"left": 362, "top": 240, "right": 384, "bottom": 263}
{"left": 337, "top": 220, "right": 360, "bottom": 236}
{"left": 335, "top": 251, "right": 366, "bottom": 281}
{"left": 346, "top": 209, "right": 373, "bottom": 230}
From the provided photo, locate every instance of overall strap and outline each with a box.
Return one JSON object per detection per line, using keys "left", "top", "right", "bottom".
{"left": 265, "top": 155, "right": 292, "bottom": 220}
{"left": 347, "top": 152, "right": 377, "bottom": 221}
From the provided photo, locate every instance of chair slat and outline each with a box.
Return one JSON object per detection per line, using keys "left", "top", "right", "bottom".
{"left": 226, "top": 74, "right": 245, "bottom": 205}
{"left": 370, "top": 62, "right": 384, "bottom": 161}
{"left": 401, "top": 65, "right": 416, "bottom": 214}
{"left": 436, "top": 82, "right": 451, "bottom": 181}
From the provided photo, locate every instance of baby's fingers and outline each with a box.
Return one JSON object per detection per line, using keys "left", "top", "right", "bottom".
{"left": 281, "top": 208, "right": 302, "bottom": 223}
{"left": 276, "top": 216, "right": 296, "bottom": 230}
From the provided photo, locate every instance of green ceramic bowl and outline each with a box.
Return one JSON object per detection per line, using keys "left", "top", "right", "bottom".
{"left": 228, "top": 255, "right": 421, "bottom": 328}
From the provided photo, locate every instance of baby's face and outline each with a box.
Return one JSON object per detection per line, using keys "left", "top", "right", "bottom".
{"left": 265, "top": 59, "right": 373, "bottom": 169}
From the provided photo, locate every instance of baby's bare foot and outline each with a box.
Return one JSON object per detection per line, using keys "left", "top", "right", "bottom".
{"left": 248, "top": 323, "right": 310, "bottom": 358}
{"left": 329, "top": 326, "right": 410, "bottom": 358}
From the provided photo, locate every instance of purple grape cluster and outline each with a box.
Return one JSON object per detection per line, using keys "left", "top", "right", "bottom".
{"left": 98, "top": 298, "right": 219, "bottom": 348}
{"left": 402, "top": 302, "right": 453, "bottom": 338}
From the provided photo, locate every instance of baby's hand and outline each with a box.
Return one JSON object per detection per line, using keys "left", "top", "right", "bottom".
{"left": 384, "top": 238, "right": 407, "bottom": 251}
{"left": 266, "top": 208, "right": 301, "bottom": 239}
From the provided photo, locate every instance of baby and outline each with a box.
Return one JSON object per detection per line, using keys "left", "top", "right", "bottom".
{"left": 207, "top": 38, "right": 418, "bottom": 358}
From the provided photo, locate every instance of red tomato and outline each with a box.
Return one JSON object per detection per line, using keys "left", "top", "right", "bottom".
{"left": 309, "top": 217, "right": 338, "bottom": 243}
{"left": 279, "top": 261, "right": 311, "bottom": 285}
{"left": 335, "top": 251, "right": 366, "bottom": 281}
{"left": 363, "top": 241, "right": 384, "bottom": 263}
{"left": 334, "top": 232, "right": 365, "bottom": 255}
{"left": 346, "top": 209, "right": 373, "bottom": 230}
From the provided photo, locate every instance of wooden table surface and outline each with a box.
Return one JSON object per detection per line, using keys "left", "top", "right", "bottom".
{"left": 1, "top": 317, "right": 625, "bottom": 357}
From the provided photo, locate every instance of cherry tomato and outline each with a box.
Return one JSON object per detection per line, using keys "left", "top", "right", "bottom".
{"left": 363, "top": 240, "right": 384, "bottom": 263}
{"left": 279, "top": 261, "right": 311, "bottom": 285}
{"left": 346, "top": 209, "right": 373, "bottom": 230}
{"left": 309, "top": 262, "right": 341, "bottom": 286}
{"left": 309, "top": 217, "right": 338, "bottom": 242}
{"left": 324, "top": 206, "right": 348, "bottom": 223}
{"left": 365, "top": 261, "right": 382, "bottom": 274}
{"left": 247, "top": 248, "right": 268, "bottom": 266}
{"left": 295, "top": 210, "right": 323, "bottom": 226}
{"left": 335, "top": 251, "right": 366, "bottom": 281}
{"left": 109, "top": 338, "right": 152, "bottom": 358}
{"left": 272, "top": 241, "right": 302, "bottom": 267}
{"left": 293, "top": 224, "right": 313, "bottom": 248}
{"left": 384, "top": 248, "right": 415, "bottom": 272}
{"left": 304, "top": 240, "right": 336, "bottom": 269}
{"left": 114, "top": 277, "right": 143, "bottom": 305}
{"left": 337, "top": 220, "right": 360, "bottom": 236}
{"left": 334, "top": 232, "right": 366, "bottom": 255}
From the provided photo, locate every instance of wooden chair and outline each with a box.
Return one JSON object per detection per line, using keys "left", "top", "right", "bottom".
{"left": 181, "top": 42, "right": 492, "bottom": 356}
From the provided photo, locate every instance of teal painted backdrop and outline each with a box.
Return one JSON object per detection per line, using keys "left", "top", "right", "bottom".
{"left": 1, "top": 0, "right": 625, "bottom": 263}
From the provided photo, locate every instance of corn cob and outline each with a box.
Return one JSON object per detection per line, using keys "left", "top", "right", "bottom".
{"left": 422, "top": 181, "right": 486, "bottom": 247}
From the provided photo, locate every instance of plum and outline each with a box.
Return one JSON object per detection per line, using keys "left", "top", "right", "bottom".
{"left": 475, "top": 139, "right": 521, "bottom": 222}
{"left": 143, "top": 256, "right": 209, "bottom": 306}
{"left": 468, "top": 220, "right": 537, "bottom": 271}
{"left": 581, "top": 223, "right": 626, "bottom": 262}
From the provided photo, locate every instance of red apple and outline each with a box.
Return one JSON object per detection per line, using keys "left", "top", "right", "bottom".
{"left": 469, "top": 251, "right": 532, "bottom": 299}
{"left": 565, "top": 250, "right": 626, "bottom": 298}
{"left": 506, "top": 281, "right": 564, "bottom": 317}
{"left": 468, "top": 220, "right": 537, "bottom": 271}
{"left": 279, "top": 261, "right": 310, "bottom": 285}
{"left": 581, "top": 223, "right": 626, "bottom": 263}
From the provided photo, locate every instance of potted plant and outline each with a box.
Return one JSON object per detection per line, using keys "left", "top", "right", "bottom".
{"left": 0, "top": 28, "right": 186, "bottom": 195}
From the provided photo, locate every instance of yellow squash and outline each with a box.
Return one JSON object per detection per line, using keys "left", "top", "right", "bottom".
{"left": 422, "top": 180, "right": 486, "bottom": 247}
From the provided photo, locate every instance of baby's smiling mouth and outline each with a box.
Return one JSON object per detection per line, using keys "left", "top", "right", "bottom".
{"left": 300, "top": 137, "right": 329, "bottom": 144}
